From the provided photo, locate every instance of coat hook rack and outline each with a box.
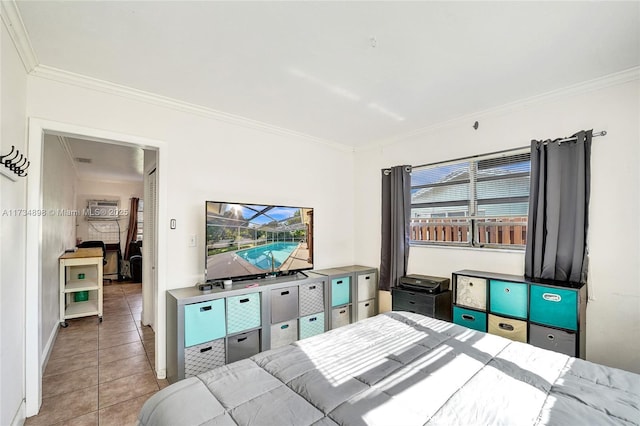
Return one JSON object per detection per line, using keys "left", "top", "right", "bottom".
{"left": 0, "top": 145, "right": 30, "bottom": 182}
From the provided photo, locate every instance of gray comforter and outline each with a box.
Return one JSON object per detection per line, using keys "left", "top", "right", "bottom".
{"left": 138, "top": 312, "right": 639, "bottom": 425}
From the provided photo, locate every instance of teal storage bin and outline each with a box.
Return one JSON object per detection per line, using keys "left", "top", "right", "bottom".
{"left": 453, "top": 306, "right": 487, "bottom": 332}
{"left": 331, "top": 276, "right": 351, "bottom": 307}
{"left": 74, "top": 291, "right": 89, "bottom": 302}
{"left": 299, "top": 312, "right": 325, "bottom": 340}
{"left": 226, "top": 292, "right": 261, "bottom": 334}
{"left": 489, "top": 280, "right": 528, "bottom": 319}
{"left": 529, "top": 285, "right": 578, "bottom": 331}
{"left": 184, "top": 299, "right": 226, "bottom": 347}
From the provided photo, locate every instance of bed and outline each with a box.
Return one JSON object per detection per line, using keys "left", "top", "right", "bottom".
{"left": 138, "top": 312, "right": 639, "bottom": 425}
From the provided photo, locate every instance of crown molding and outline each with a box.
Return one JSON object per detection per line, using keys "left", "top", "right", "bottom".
{"left": 57, "top": 135, "right": 80, "bottom": 181}
{"left": 1, "top": 0, "right": 38, "bottom": 72}
{"left": 30, "top": 65, "right": 354, "bottom": 152}
{"left": 364, "top": 66, "right": 640, "bottom": 151}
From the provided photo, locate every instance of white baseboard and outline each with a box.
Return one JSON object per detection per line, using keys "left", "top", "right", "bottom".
{"left": 10, "top": 399, "right": 25, "bottom": 426}
{"left": 41, "top": 323, "right": 59, "bottom": 374}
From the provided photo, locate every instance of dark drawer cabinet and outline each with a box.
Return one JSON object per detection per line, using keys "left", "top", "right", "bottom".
{"left": 392, "top": 288, "right": 452, "bottom": 321}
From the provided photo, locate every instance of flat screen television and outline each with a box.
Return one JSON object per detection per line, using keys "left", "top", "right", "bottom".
{"left": 205, "top": 201, "right": 314, "bottom": 283}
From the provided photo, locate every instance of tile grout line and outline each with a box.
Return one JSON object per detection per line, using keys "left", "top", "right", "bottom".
{"left": 29, "top": 284, "right": 152, "bottom": 426}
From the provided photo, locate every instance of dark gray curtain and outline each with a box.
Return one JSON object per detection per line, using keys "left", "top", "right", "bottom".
{"left": 124, "top": 197, "right": 140, "bottom": 259}
{"left": 379, "top": 165, "right": 411, "bottom": 291}
{"left": 525, "top": 130, "right": 592, "bottom": 283}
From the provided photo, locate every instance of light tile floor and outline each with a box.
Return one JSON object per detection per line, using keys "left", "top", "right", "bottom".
{"left": 26, "top": 283, "right": 168, "bottom": 426}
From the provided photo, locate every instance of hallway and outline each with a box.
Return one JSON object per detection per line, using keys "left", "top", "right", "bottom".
{"left": 26, "top": 283, "right": 167, "bottom": 425}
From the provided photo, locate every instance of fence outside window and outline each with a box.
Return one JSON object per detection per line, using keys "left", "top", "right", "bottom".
{"left": 410, "top": 148, "right": 530, "bottom": 249}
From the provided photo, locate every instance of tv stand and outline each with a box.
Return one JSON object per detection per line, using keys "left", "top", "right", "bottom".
{"left": 167, "top": 264, "right": 378, "bottom": 383}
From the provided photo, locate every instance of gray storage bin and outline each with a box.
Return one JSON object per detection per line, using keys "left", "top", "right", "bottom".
{"left": 270, "top": 320, "right": 298, "bottom": 349}
{"left": 357, "top": 272, "right": 377, "bottom": 302}
{"left": 299, "top": 281, "right": 325, "bottom": 316}
{"left": 529, "top": 323, "right": 577, "bottom": 357}
{"left": 184, "top": 338, "right": 225, "bottom": 378}
{"left": 357, "top": 299, "right": 376, "bottom": 321}
{"left": 227, "top": 329, "right": 260, "bottom": 363}
{"left": 271, "top": 286, "right": 299, "bottom": 324}
{"left": 331, "top": 306, "right": 351, "bottom": 329}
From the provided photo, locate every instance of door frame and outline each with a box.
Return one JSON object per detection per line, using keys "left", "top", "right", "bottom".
{"left": 25, "top": 118, "right": 169, "bottom": 416}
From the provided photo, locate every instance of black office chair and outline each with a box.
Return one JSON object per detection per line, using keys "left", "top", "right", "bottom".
{"left": 77, "top": 240, "right": 111, "bottom": 282}
{"left": 77, "top": 240, "right": 107, "bottom": 264}
{"left": 128, "top": 241, "right": 142, "bottom": 283}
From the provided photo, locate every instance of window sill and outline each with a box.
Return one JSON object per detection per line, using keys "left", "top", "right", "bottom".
{"left": 409, "top": 243, "right": 525, "bottom": 254}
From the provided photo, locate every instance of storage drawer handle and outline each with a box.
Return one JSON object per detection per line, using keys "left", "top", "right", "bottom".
{"left": 461, "top": 314, "right": 475, "bottom": 321}
{"left": 499, "top": 323, "right": 514, "bottom": 331}
{"left": 200, "top": 306, "right": 212, "bottom": 312}
{"left": 364, "top": 303, "right": 370, "bottom": 307}
{"left": 365, "top": 276, "right": 370, "bottom": 280}
{"left": 408, "top": 292, "right": 415, "bottom": 296}
{"left": 309, "top": 285, "right": 316, "bottom": 290}
{"left": 309, "top": 317, "right": 317, "bottom": 322}
{"left": 339, "top": 310, "right": 346, "bottom": 314}
{"left": 409, "top": 301, "right": 415, "bottom": 305}
{"left": 504, "top": 288, "right": 511, "bottom": 293}
{"left": 281, "top": 290, "right": 290, "bottom": 296}
{"left": 542, "top": 293, "right": 562, "bottom": 302}
{"left": 239, "top": 298, "right": 250, "bottom": 303}
{"left": 546, "top": 334, "right": 555, "bottom": 341}
{"left": 237, "top": 336, "right": 247, "bottom": 342}
{"left": 281, "top": 324, "right": 289, "bottom": 330}
{"left": 336, "top": 280, "right": 343, "bottom": 285}
{"left": 200, "top": 346, "right": 212, "bottom": 353}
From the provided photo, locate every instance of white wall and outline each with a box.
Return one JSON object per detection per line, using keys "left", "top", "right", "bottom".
{"left": 25, "top": 74, "right": 356, "bottom": 381}
{"left": 41, "top": 135, "right": 77, "bottom": 362}
{"left": 26, "top": 76, "right": 356, "bottom": 284}
{"left": 354, "top": 77, "right": 640, "bottom": 373}
{"left": 76, "top": 179, "right": 143, "bottom": 253}
{"left": 0, "top": 19, "right": 28, "bottom": 426}
{"left": 22, "top": 50, "right": 637, "bottom": 380}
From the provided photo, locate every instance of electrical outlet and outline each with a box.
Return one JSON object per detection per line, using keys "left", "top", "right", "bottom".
{"left": 189, "top": 235, "right": 197, "bottom": 247}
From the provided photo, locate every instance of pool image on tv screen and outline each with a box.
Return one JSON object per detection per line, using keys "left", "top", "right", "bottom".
{"left": 205, "top": 201, "right": 314, "bottom": 282}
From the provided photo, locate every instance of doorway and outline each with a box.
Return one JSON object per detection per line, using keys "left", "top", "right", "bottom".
{"left": 25, "top": 119, "right": 168, "bottom": 417}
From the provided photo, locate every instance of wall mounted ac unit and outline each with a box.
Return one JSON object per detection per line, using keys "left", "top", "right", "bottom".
{"left": 87, "top": 199, "right": 119, "bottom": 220}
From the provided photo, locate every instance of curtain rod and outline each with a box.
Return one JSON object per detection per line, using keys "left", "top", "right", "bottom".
{"left": 408, "top": 129, "right": 607, "bottom": 170}
{"left": 382, "top": 165, "right": 411, "bottom": 175}
{"left": 540, "top": 130, "right": 607, "bottom": 145}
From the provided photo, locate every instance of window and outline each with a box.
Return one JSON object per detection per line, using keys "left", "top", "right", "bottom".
{"left": 410, "top": 148, "right": 530, "bottom": 249}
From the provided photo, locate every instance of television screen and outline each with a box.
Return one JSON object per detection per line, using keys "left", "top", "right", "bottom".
{"left": 205, "top": 201, "right": 314, "bottom": 283}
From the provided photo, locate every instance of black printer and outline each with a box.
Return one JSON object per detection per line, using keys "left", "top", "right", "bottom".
{"left": 399, "top": 274, "right": 450, "bottom": 294}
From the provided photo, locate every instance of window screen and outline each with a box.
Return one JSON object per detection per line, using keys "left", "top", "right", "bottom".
{"left": 410, "top": 148, "right": 530, "bottom": 248}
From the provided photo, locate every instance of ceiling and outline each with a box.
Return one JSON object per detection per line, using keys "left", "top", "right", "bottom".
{"left": 15, "top": 1, "right": 640, "bottom": 149}
{"left": 64, "top": 137, "right": 144, "bottom": 183}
